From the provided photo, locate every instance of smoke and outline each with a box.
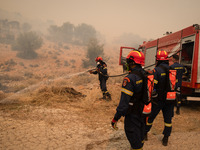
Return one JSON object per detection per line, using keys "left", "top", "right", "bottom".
{"left": 113, "top": 33, "right": 147, "bottom": 48}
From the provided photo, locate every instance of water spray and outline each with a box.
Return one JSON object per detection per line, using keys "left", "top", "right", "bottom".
{"left": 0, "top": 70, "right": 88, "bottom": 104}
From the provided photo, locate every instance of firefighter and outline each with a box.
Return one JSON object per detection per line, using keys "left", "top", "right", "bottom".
{"left": 89, "top": 57, "right": 111, "bottom": 100}
{"left": 111, "top": 50, "right": 148, "bottom": 150}
{"left": 170, "top": 55, "right": 187, "bottom": 115}
{"left": 145, "top": 50, "right": 174, "bottom": 146}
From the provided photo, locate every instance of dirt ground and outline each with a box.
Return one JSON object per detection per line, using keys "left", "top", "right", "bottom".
{"left": 0, "top": 44, "right": 200, "bottom": 150}
{"left": 0, "top": 80, "right": 200, "bottom": 150}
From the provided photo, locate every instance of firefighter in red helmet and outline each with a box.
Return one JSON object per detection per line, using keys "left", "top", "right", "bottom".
{"left": 170, "top": 55, "right": 187, "bottom": 115}
{"left": 145, "top": 50, "right": 175, "bottom": 146}
{"left": 90, "top": 57, "right": 111, "bottom": 100}
{"left": 111, "top": 50, "right": 149, "bottom": 149}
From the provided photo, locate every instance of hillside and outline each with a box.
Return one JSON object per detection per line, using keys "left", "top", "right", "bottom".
{"left": 0, "top": 43, "right": 200, "bottom": 150}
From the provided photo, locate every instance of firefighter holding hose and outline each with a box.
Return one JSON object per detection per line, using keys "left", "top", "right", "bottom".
{"left": 89, "top": 57, "right": 111, "bottom": 100}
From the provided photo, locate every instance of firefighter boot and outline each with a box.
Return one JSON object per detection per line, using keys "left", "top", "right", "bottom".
{"left": 162, "top": 136, "right": 168, "bottom": 146}
{"left": 106, "top": 92, "right": 112, "bottom": 101}
{"left": 102, "top": 93, "right": 106, "bottom": 100}
{"left": 98, "top": 93, "right": 106, "bottom": 100}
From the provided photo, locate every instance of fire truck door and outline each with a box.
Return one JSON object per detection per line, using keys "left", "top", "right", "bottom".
{"left": 144, "top": 46, "right": 157, "bottom": 70}
{"left": 180, "top": 35, "right": 195, "bottom": 82}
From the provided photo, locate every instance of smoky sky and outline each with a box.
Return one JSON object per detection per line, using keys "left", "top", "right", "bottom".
{"left": 1, "top": 0, "right": 200, "bottom": 40}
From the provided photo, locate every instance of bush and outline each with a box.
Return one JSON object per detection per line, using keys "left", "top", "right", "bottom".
{"left": 82, "top": 38, "right": 104, "bottom": 68}
{"left": 12, "top": 31, "right": 43, "bottom": 59}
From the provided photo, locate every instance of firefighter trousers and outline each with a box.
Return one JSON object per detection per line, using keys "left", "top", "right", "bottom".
{"left": 176, "top": 92, "right": 181, "bottom": 108}
{"left": 145, "top": 100, "right": 174, "bottom": 137}
{"left": 125, "top": 114, "right": 145, "bottom": 149}
{"left": 99, "top": 78, "right": 108, "bottom": 95}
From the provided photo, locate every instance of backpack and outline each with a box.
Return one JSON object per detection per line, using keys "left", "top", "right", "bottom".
{"left": 131, "top": 71, "right": 154, "bottom": 115}
{"left": 158, "top": 65, "right": 177, "bottom": 101}
{"left": 143, "top": 74, "right": 154, "bottom": 115}
{"left": 166, "top": 69, "right": 177, "bottom": 101}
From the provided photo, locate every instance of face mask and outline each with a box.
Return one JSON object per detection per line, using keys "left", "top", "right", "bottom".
{"left": 126, "top": 63, "right": 130, "bottom": 71}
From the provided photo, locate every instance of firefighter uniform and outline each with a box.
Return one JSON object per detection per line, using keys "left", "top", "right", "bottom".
{"left": 92, "top": 61, "right": 111, "bottom": 100}
{"left": 170, "top": 62, "right": 187, "bottom": 114}
{"left": 145, "top": 61, "right": 174, "bottom": 141}
{"left": 113, "top": 65, "right": 146, "bottom": 149}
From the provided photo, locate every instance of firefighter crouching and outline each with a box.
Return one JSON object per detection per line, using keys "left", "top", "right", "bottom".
{"left": 111, "top": 50, "right": 149, "bottom": 150}
{"left": 89, "top": 57, "right": 111, "bottom": 100}
{"left": 145, "top": 50, "right": 175, "bottom": 146}
{"left": 170, "top": 54, "right": 187, "bottom": 115}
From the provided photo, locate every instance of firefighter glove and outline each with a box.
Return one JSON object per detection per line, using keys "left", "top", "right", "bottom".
{"left": 111, "top": 118, "right": 118, "bottom": 130}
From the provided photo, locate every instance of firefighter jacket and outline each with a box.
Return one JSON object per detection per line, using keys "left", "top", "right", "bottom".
{"left": 114, "top": 65, "right": 146, "bottom": 121}
{"left": 92, "top": 61, "right": 108, "bottom": 80}
{"left": 153, "top": 62, "right": 170, "bottom": 99}
{"left": 170, "top": 62, "right": 187, "bottom": 88}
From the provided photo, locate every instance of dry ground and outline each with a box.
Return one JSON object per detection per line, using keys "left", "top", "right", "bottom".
{"left": 0, "top": 43, "right": 200, "bottom": 150}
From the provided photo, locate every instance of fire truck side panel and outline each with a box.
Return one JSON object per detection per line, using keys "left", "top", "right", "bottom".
{"left": 197, "top": 32, "right": 200, "bottom": 84}
{"left": 158, "top": 31, "right": 181, "bottom": 50}
{"left": 193, "top": 32, "right": 200, "bottom": 91}
{"left": 182, "top": 25, "right": 196, "bottom": 38}
{"left": 145, "top": 39, "right": 157, "bottom": 48}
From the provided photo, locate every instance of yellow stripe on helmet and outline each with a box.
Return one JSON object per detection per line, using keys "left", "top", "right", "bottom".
{"left": 134, "top": 51, "right": 142, "bottom": 57}
{"left": 128, "top": 50, "right": 142, "bottom": 57}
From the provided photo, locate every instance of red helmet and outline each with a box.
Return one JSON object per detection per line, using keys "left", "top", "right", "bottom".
{"left": 95, "top": 57, "right": 103, "bottom": 62}
{"left": 126, "top": 50, "right": 144, "bottom": 65}
{"left": 156, "top": 50, "right": 168, "bottom": 60}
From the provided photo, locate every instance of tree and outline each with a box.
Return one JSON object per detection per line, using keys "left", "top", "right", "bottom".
{"left": 82, "top": 38, "right": 104, "bottom": 68}
{"left": 48, "top": 22, "right": 74, "bottom": 43}
{"left": 74, "top": 23, "right": 96, "bottom": 45}
{"left": 60, "top": 22, "right": 74, "bottom": 43}
{"left": 12, "top": 31, "right": 43, "bottom": 59}
{"left": 22, "top": 23, "right": 32, "bottom": 32}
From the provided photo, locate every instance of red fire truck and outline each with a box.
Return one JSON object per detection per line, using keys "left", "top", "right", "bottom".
{"left": 119, "top": 24, "right": 200, "bottom": 100}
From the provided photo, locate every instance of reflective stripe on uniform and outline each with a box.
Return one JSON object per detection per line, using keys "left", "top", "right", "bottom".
{"left": 154, "top": 79, "right": 158, "bottom": 84}
{"left": 161, "top": 73, "right": 166, "bottom": 76}
{"left": 121, "top": 88, "right": 133, "bottom": 96}
{"left": 146, "top": 122, "right": 153, "bottom": 126}
{"left": 165, "top": 122, "right": 172, "bottom": 127}
{"left": 184, "top": 68, "right": 187, "bottom": 74}
{"left": 129, "top": 102, "right": 134, "bottom": 106}
{"left": 136, "top": 80, "right": 143, "bottom": 84}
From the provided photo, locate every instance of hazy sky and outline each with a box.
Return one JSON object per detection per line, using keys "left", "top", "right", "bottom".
{"left": 1, "top": 0, "right": 200, "bottom": 40}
